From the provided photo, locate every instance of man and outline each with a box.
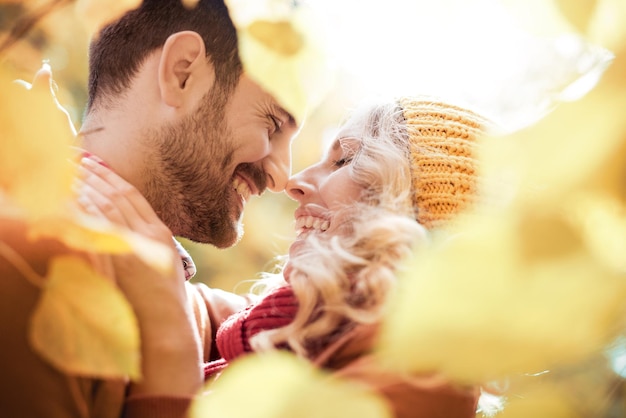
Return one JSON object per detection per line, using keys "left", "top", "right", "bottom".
{"left": 82, "top": 0, "right": 298, "bottom": 248}
{"left": 0, "top": 1, "right": 300, "bottom": 417}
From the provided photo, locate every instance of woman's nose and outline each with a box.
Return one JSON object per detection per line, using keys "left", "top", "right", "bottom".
{"left": 285, "top": 168, "right": 315, "bottom": 201}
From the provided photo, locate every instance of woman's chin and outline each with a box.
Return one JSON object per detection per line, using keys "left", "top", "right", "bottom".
{"left": 287, "top": 238, "right": 306, "bottom": 260}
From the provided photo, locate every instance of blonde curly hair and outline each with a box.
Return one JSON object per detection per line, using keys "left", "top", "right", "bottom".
{"left": 251, "top": 97, "right": 489, "bottom": 358}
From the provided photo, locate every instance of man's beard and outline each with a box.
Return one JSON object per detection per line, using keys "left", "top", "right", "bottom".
{"left": 141, "top": 87, "right": 244, "bottom": 248}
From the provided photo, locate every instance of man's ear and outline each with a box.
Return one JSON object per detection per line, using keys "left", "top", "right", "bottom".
{"left": 158, "top": 31, "right": 215, "bottom": 109}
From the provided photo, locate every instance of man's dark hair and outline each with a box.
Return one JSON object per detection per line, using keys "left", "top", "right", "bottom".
{"left": 87, "top": 0, "right": 242, "bottom": 110}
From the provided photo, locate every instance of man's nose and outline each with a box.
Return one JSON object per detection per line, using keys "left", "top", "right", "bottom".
{"left": 264, "top": 135, "right": 292, "bottom": 192}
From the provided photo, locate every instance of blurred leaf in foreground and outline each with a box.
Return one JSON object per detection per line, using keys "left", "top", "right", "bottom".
{"left": 225, "top": 0, "right": 333, "bottom": 125}
{"left": 74, "top": 0, "right": 141, "bottom": 36}
{"left": 29, "top": 213, "right": 176, "bottom": 275}
{"left": 29, "top": 255, "right": 140, "bottom": 379}
{"left": 583, "top": 0, "right": 626, "bottom": 52}
{"left": 377, "top": 208, "right": 626, "bottom": 384}
{"left": 190, "top": 352, "right": 392, "bottom": 418}
{"left": 0, "top": 64, "right": 76, "bottom": 218}
{"left": 376, "top": 1, "right": 626, "bottom": 381}
{"left": 0, "top": 59, "right": 171, "bottom": 380}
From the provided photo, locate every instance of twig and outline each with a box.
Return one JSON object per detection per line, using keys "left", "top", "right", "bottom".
{"left": 0, "top": 241, "right": 45, "bottom": 288}
{"left": 0, "top": 0, "right": 73, "bottom": 57}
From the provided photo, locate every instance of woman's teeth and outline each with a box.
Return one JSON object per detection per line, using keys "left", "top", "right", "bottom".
{"left": 233, "top": 177, "right": 251, "bottom": 201}
{"left": 295, "top": 216, "right": 330, "bottom": 234}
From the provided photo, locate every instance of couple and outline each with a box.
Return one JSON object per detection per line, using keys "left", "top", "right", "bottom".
{"left": 1, "top": 1, "right": 492, "bottom": 418}
{"left": 79, "top": 93, "right": 492, "bottom": 418}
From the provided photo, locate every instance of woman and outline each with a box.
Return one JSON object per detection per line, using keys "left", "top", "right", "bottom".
{"left": 78, "top": 96, "right": 493, "bottom": 418}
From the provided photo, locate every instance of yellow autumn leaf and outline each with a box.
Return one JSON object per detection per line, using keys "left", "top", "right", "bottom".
{"left": 29, "top": 212, "right": 176, "bottom": 275}
{"left": 479, "top": 55, "right": 622, "bottom": 210}
{"left": 555, "top": 0, "right": 599, "bottom": 34}
{"left": 500, "top": 0, "right": 579, "bottom": 37}
{"left": 181, "top": 0, "right": 199, "bottom": 9}
{"left": 588, "top": 0, "right": 626, "bottom": 51}
{"left": 498, "top": 381, "right": 579, "bottom": 418}
{"left": 570, "top": 193, "right": 626, "bottom": 273}
{"left": 225, "top": 0, "right": 332, "bottom": 125}
{"left": 382, "top": 1, "right": 626, "bottom": 387}
{"left": 496, "top": 358, "right": 617, "bottom": 418}
{"left": 74, "top": 0, "right": 141, "bottom": 35}
{"left": 30, "top": 255, "right": 140, "bottom": 379}
{"left": 532, "top": 85, "right": 623, "bottom": 203}
{"left": 247, "top": 20, "right": 303, "bottom": 56}
{"left": 0, "top": 67, "right": 76, "bottom": 218}
{"left": 377, "top": 208, "right": 626, "bottom": 384}
{"left": 190, "top": 352, "right": 392, "bottom": 418}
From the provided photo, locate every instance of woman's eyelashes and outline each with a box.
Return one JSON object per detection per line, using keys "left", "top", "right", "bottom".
{"left": 332, "top": 156, "right": 353, "bottom": 168}
{"left": 327, "top": 137, "right": 360, "bottom": 168}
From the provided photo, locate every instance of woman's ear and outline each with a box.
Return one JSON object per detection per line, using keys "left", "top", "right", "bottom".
{"left": 158, "top": 31, "right": 215, "bottom": 109}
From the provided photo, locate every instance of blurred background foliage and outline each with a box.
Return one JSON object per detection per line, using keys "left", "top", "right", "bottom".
{"left": 2, "top": 0, "right": 626, "bottom": 415}
{"left": 3, "top": 0, "right": 617, "bottom": 292}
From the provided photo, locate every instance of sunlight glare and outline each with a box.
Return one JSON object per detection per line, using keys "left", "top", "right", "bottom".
{"left": 309, "top": 0, "right": 612, "bottom": 130}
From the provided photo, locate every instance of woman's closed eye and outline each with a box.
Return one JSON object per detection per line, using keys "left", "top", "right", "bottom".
{"left": 332, "top": 157, "right": 353, "bottom": 168}
{"left": 327, "top": 136, "right": 360, "bottom": 168}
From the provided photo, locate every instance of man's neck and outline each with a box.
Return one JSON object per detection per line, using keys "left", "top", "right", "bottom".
{"left": 78, "top": 109, "right": 143, "bottom": 190}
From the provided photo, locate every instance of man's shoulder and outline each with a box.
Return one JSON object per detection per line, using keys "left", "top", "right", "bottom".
{"left": 0, "top": 218, "right": 126, "bottom": 418}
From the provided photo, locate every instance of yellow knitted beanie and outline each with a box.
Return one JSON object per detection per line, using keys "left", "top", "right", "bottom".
{"left": 398, "top": 97, "right": 490, "bottom": 230}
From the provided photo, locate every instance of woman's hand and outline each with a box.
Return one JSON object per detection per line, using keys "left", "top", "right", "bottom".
{"left": 76, "top": 156, "right": 174, "bottom": 249}
{"left": 76, "top": 155, "right": 187, "bottom": 309}
{"left": 75, "top": 157, "right": 203, "bottom": 397}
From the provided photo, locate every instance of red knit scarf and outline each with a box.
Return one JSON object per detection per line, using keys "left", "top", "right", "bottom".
{"left": 204, "top": 286, "right": 298, "bottom": 378}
